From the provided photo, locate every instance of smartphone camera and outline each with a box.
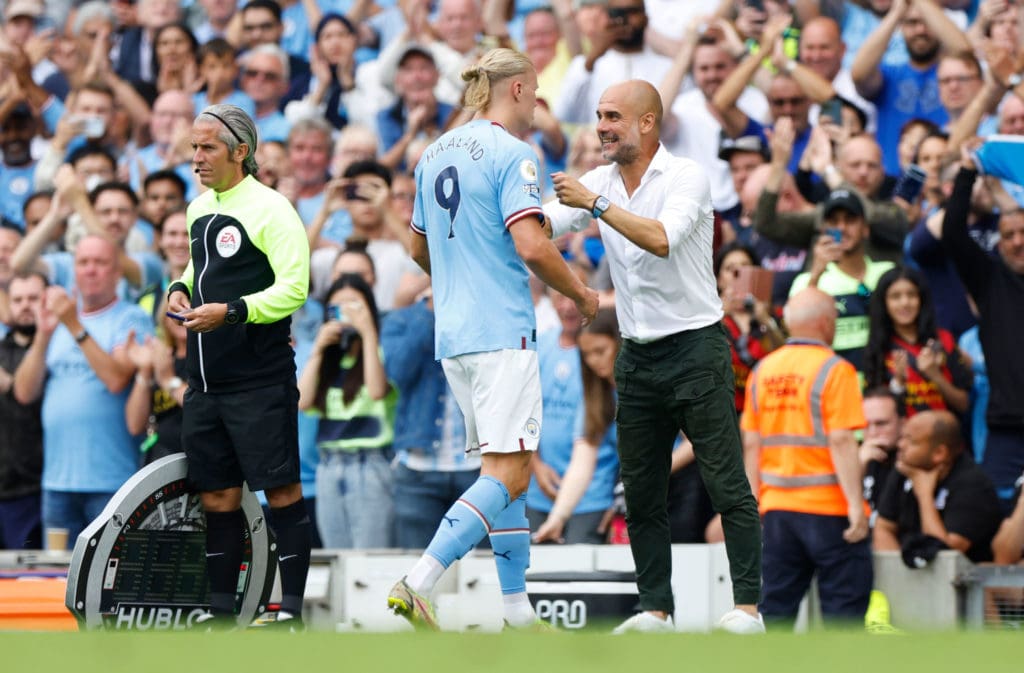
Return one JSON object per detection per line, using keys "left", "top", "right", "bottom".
{"left": 893, "top": 164, "right": 926, "bottom": 204}
{"left": 327, "top": 304, "right": 346, "bottom": 323}
{"left": 826, "top": 228, "right": 842, "bottom": 244}
{"left": 345, "top": 183, "right": 367, "bottom": 201}
{"left": 79, "top": 116, "right": 106, "bottom": 139}
{"left": 820, "top": 97, "right": 843, "bottom": 125}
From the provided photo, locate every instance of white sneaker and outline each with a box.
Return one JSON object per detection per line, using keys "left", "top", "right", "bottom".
{"left": 717, "top": 609, "right": 766, "bottom": 634}
{"left": 612, "top": 612, "right": 675, "bottom": 634}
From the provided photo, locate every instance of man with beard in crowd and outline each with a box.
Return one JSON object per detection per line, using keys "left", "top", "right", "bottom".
{"left": 0, "top": 271, "right": 46, "bottom": 549}
{"left": 851, "top": 0, "right": 969, "bottom": 174}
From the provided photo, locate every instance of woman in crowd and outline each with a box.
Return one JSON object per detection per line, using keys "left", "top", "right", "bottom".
{"left": 124, "top": 298, "right": 189, "bottom": 466}
{"left": 532, "top": 308, "right": 621, "bottom": 544}
{"left": 287, "top": 14, "right": 380, "bottom": 131}
{"left": 713, "top": 241, "right": 784, "bottom": 413}
{"left": 298, "top": 274, "right": 395, "bottom": 548}
{"left": 864, "top": 266, "right": 971, "bottom": 418}
{"left": 152, "top": 22, "right": 200, "bottom": 95}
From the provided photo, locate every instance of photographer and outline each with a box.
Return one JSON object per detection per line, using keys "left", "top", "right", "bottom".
{"left": 713, "top": 242, "right": 784, "bottom": 414}
{"left": 297, "top": 274, "right": 395, "bottom": 549}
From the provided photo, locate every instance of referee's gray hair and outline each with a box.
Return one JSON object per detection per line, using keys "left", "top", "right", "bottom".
{"left": 73, "top": 2, "right": 114, "bottom": 36}
{"left": 198, "top": 104, "right": 260, "bottom": 177}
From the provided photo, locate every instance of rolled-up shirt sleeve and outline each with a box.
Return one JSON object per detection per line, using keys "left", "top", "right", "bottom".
{"left": 543, "top": 195, "right": 593, "bottom": 239}
{"left": 657, "top": 161, "right": 713, "bottom": 254}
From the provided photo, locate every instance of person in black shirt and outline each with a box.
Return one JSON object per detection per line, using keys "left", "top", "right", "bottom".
{"left": 0, "top": 271, "right": 46, "bottom": 549}
{"left": 942, "top": 150, "right": 1024, "bottom": 514}
{"left": 859, "top": 387, "right": 904, "bottom": 517}
{"left": 874, "top": 410, "right": 1003, "bottom": 564}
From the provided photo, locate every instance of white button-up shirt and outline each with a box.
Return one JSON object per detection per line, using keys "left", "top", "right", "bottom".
{"left": 544, "top": 145, "right": 723, "bottom": 342}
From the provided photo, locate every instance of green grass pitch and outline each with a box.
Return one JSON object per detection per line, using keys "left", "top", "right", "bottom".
{"left": 4, "top": 630, "right": 1022, "bottom": 673}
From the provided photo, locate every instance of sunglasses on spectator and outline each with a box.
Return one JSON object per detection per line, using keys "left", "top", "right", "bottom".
{"left": 243, "top": 69, "right": 282, "bottom": 81}
{"left": 243, "top": 21, "right": 277, "bottom": 32}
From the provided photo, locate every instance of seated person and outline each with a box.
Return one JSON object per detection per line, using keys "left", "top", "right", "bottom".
{"left": 874, "top": 410, "right": 1003, "bottom": 564}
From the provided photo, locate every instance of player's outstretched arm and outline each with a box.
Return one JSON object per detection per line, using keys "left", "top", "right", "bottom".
{"left": 510, "top": 216, "right": 597, "bottom": 324}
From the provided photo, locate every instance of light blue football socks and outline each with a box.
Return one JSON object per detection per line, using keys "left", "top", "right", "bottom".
{"left": 489, "top": 494, "right": 537, "bottom": 626}
{"left": 406, "top": 475, "right": 510, "bottom": 593}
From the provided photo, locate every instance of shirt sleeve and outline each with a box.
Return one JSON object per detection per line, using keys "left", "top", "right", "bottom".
{"left": 543, "top": 196, "right": 592, "bottom": 239}
{"left": 498, "top": 142, "right": 544, "bottom": 229}
{"left": 875, "top": 469, "right": 904, "bottom": 523}
{"left": 244, "top": 196, "right": 310, "bottom": 323}
{"left": 658, "top": 160, "right": 713, "bottom": 253}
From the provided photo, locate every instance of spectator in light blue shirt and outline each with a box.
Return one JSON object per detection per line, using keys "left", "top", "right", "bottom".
{"left": 0, "top": 105, "right": 39, "bottom": 230}
{"left": 12, "top": 235, "right": 152, "bottom": 548}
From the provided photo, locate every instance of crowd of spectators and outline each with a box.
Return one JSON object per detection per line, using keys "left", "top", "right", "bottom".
{"left": 0, "top": 0, "right": 1022, "bottom": 601}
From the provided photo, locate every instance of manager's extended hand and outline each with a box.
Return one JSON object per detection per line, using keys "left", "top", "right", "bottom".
{"left": 551, "top": 172, "right": 598, "bottom": 211}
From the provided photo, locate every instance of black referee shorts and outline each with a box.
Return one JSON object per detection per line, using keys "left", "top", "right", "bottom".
{"left": 182, "top": 381, "right": 300, "bottom": 492}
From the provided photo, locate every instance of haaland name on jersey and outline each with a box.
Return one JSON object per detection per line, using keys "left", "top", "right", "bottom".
{"left": 419, "top": 131, "right": 488, "bottom": 165}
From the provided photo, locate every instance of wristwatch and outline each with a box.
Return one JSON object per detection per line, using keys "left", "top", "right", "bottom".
{"left": 1008, "top": 73, "right": 1022, "bottom": 89}
{"left": 224, "top": 301, "right": 242, "bottom": 325}
{"left": 591, "top": 195, "right": 611, "bottom": 219}
{"left": 74, "top": 328, "right": 90, "bottom": 344}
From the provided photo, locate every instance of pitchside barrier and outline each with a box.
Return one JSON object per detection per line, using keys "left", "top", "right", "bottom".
{"left": 5, "top": 545, "right": 1024, "bottom": 631}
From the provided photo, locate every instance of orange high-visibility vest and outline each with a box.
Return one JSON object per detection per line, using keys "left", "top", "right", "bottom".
{"left": 741, "top": 342, "right": 866, "bottom": 516}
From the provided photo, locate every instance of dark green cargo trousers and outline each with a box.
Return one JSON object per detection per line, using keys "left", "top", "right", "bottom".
{"left": 614, "top": 321, "right": 762, "bottom": 612}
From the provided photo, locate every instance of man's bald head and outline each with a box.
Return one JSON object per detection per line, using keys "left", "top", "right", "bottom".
{"left": 784, "top": 287, "right": 837, "bottom": 343}
{"left": 596, "top": 80, "right": 663, "bottom": 165}
{"left": 600, "top": 80, "right": 663, "bottom": 131}
{"left": 915, "top": 409, "right": 964, "bottom": 458}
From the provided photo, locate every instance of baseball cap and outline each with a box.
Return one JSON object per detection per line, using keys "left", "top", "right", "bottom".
{"left": 397, "top": 43, "right": 435, "bottom": 68}
{"left": 718, "top": 133, "right": 770, "bottom": 162}
{"left": 4, "top": 0, "right": 44, "bottom": 20}
{"left": 822, "top": 189, "right": 865, "bottom": 220}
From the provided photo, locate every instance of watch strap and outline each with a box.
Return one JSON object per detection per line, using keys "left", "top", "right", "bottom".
{"left": 226, "top": 299, "right": 248, "bottom": 324}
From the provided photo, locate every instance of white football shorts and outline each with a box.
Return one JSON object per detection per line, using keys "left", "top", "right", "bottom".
{"left": 441, "top": 349, "right": 542, "bottom": 454}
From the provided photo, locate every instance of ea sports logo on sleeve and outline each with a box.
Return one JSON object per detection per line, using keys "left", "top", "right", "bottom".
{"left": 216, "top": 225, "right": 241, "bottom": 257}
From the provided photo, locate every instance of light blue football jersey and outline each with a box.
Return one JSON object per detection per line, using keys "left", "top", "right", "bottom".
{"left": 413, "top": 119, "right": 544, "bottom": 360}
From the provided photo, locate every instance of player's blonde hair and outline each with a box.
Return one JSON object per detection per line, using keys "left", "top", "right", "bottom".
{"left": 461, "top": 48, "right": 533, "bottom": 112}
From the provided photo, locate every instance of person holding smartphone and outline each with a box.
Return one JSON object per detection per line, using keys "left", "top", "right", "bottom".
{"left": 297, "top": 274, "right": 395, "bottom": 549}
{"left": 713, "top": 242, "right": 784, "bottom": 414}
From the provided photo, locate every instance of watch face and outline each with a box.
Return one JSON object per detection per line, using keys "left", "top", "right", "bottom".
{"left": 225, "top": 310, "right": 238, "bottom": 325}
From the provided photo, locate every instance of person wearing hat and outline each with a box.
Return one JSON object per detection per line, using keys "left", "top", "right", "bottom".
{"left": 377, "top": 44, "right": 454, "bottom": 171}
{"left": 3, "top": 0, "right": 44, "bottom": 41}
{"left": 718, "top": 133, "right": 770, "bottom": 237}
{"left": 787, "top": 187, "right": 894, "bottom": 374}
{"left": 873, "top": 410, "right": 1003, "bottom": 565}
{"left": 167, "top": 104, "right": 311, "bottom": 628}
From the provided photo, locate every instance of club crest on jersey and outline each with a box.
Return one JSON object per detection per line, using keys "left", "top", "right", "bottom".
{"left": 216, "top": 225, "right": 241, "bottom": 257}
{"left": 9, "top": 176, "right": 29, "bottom": 196}
{"left": 524, "top": 417, "right": 540, "bottom": 438}
{"left": 519, "top": 159, "right": 538, "bottom": 182}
